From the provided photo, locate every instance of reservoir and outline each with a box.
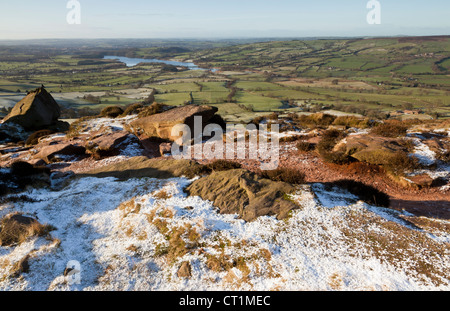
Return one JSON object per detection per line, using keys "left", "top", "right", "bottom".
{"left": 103, "top": 55, "right": 214, "bottom": 71}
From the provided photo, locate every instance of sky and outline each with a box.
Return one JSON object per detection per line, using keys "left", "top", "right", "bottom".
{"left": 0, "top": 0, "right": 449, "bottom": 40}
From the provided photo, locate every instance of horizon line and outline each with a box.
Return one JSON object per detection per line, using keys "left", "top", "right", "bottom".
{"left": 0, "top": 34, "right": 449, "bottom": 42}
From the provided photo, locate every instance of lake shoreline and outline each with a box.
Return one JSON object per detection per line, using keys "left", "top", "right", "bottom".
{"left": 103, "top": 55, "right": 216, "bottom": 71}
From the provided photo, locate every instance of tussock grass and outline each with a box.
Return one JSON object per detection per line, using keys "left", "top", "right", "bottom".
{"left": 0, "top": 214, "right": 55, "bottom": 247}
{"left": 99, "top": 106, "right": 124, "bottom": 118}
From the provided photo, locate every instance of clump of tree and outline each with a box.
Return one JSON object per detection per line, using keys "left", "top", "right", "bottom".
{"left": 205, "top": 160, "right": 242, "bottom": 172}
{"left": 332, "top": 116, "right": 371, "bottom": 129}
{"left": 296, "top": 141, "right": 315, "bottom": 152}
{"left": 227, "top": 87, "right": 237, "bottom": 103}
{"left": 161, "top": 64, "right": 179, "bottom": 72}
{"left": 383, "top": 151, "right": 419, "bottom": 177}
{"left": 25, "top": 129, "right": 55, "bottom": 146}
{"left": 83, "top": 94, "right": 101, "bottom": 104}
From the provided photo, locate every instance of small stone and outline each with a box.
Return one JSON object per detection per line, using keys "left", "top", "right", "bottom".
{"left": 177, "top": 261, "right": 192, "bottom": 278}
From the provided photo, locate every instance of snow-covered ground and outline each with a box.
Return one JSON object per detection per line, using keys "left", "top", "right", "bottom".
{"left": 1, "top": 176, "right": 448, "bottom": 291}
{"left": 407, "top": 134, "right": 450, "bottom": 184}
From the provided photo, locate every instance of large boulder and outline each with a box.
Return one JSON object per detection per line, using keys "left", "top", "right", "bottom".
{"left": 2, "top": 87, "right": 62, "bottom": 131}
{"left": 130, "top": 105, "right": 220, "bottom": 141}
{"left": 185, "top": 169, "right": 299, "bottom": 222}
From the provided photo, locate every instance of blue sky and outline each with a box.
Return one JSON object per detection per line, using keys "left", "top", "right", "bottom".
{"left": 0, "top": 0, "right": 449, "bottom": 39}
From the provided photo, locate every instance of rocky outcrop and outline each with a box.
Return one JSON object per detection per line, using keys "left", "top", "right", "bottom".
{"left": 185, "top": 169, "right": 299, "bottom": 222}
{"left": 159, "top": 142, "right": 172, "bottom": 156}
{"left": 80, "top": 156, "right": 207, "bottom": 180}
{"left": 0, "top": 123, "right": 28, "bottom": 144}
{"left": 2, "top": 87, "right": 63, "bottom": 131}
{"left": 0, "top": 161, "right": 51, "bottom": 195}
{"left": 130, "top": 105, "right": 221, "bottom": 141}
{"left": 86, "top": 132, "right": 142, "bottom": 159}
{"left": 34, "top": 143, "right": 86, "bottom": 164}
{"left": 334, "top": 134, "right": 408, "bottom": 165}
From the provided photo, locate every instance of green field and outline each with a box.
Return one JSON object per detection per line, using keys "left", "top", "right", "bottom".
{"left": 0, "top": 36, "right": 449, "bottom": 120}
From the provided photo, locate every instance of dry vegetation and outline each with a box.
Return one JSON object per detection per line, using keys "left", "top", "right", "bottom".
{"left": 0, "top": 214, "right": 55, "bottom": 247}
{"left": 339, "top": 210, "right": 449, "bottom": 286}
{"left": 260, "top": 168, "right": 306, "bottom": 185}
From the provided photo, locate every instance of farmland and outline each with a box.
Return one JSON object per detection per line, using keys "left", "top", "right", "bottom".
{"left": 0, "top": 36, "right": 449, "bottom": 121}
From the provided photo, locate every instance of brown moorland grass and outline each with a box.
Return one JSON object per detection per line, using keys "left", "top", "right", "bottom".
{"left": 0, "top": 214, "right": 55, "bottom": 247}
{"left": 371, "top": 120, "right": 409, "bottom": 138}
{"left": 260, "top": 168, "right": 306, "bottom": 185}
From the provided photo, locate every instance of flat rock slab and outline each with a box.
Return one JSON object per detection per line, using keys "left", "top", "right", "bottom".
{"left": 185, "top": 169, "right": 299, "bottom": 222}
{"left": 35, "top": 143, "right": 86, "bottom": 164}
{"left": 80, "top": 156, "right": 205, "bottom": 180}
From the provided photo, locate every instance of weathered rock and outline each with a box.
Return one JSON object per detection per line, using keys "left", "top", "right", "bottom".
{"left": 80, "top": 156, "right": 207, "bottom": 180}
{"left": 185, "top": 169, "right": 299, "bottom": 222}
{"left": 0, "top": 123, "right": 28, "bottom": 144}
{"left": 35, "top": 143, "right": 86, "bottom": 164}
{"left": 408, "top": 174, "right": 434, "bottom": 188}
{"left": 335, "top": 134, "right": 408, "bottom": 165}
{"left": 86, "top": 132, "right": 141, "bottom": 159}
{"left": 177, "top": 261, "right": 192, "bottom": 278}
{"left": 407, "top": 174, "right": 447, "bottom": 189}
{"left": 130, "top": 105, "right": 220, "bottom": 141}
{"left": 159, "top": 142, "right": 172, "bottom": 156}
{"left": 2, "top": 87, "right": 61, "bottom": 131}
{"left": 0, "top": 161, "right": 51, "bottom": 194}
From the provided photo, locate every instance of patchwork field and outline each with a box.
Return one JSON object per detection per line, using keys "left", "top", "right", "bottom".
{"left": 0, "top": 36, "right": 449, "bottom": 121}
